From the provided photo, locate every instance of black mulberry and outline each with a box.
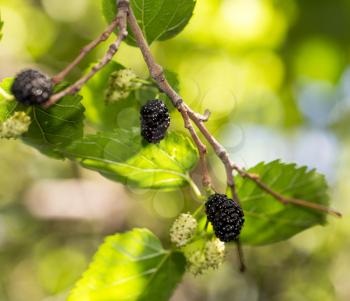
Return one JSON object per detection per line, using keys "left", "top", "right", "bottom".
{"left": 205, "top": 193, "right": 244, "bottom": 242}
{"left": 140, "top": 99, "right": 170, "bottom": 143}
{"left": 11, "top": 69, "right": 53, "bottom": 105}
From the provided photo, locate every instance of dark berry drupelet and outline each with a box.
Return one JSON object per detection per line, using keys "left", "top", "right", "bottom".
{"left": 205, "top": 193, "right": 244, "bottom": 242}
{"left": 11, "top": 69, "right": 53, "bottom": 105}
{"left": 140, "top": 100, "right": 170, "bottom": 143}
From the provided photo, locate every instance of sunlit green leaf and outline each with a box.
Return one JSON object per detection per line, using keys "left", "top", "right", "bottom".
{"left": 102, "top": 0, "right": 196, "bottom": 46}
{"left": 68, "top": 228, "right": 186, "bottom": 301}
{"left": 238, "top": 160, "right": 330, "bottom": 245}
{"left": 64, "top": 129, "right": 198, "bottom": 189}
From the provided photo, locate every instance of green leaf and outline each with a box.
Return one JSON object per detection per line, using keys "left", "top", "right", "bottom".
{"left": 102, "top": 0, "right": 196, "bottom": 46}
{"left": 64, "top": 129, "right": 198, "bottom": 190}
{"left": 238, "top": 160, "right": 330, "bottom": 245}
{"left": 68, "top": 228, "right": 186, "bottom": 301}
{"left": 0, "top": 78, "right": 17, "bottom": 123}
{"left": 22, "top": 94, "right": 85, "bottom": 158}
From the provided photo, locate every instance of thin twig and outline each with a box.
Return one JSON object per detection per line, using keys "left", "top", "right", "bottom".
{"left": 235, "top": 239, "right": 246, "bottom": 272}
{"left": 180, "top": 109, "right": 211, "bottom": 188}
{"left": 186, "top": 114, "right": 342, "bottom": 217}
{"left": 44, "top": 0, "right": 130, "bottom": 108}
{"left": 52, "top": 17, "right": 120, "bottom": 84}
{"left": 187, "top": 112, "right": 240, "bottom": 203}
{"left": 44, "top": 35, "right": 125, "bottom": 108}
{"left": 232, "top": 165, "right": 342, "bottom": 218}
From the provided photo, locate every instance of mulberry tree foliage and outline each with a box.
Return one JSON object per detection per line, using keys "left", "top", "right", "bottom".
{"left": 0, "top": 1, "right": 341, "bottom": 301}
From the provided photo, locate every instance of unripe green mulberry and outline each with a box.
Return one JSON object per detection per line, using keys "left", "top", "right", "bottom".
{"left": 105, "top": 69, "right": 141, "bottom": 103}
{"left": 0, "top": 111, "right": 31, "bottom": 139}
{"left": 186, "top": 250, "right": 206, "bottom": 276}
{"left": 204, "top": 238, "right": 225, "bottom": 270}
{"left": 186, "top": 239, "right": 226, "bottom": 276}
{"left": 170, "top": 213, "right": 197, "bottom": 247}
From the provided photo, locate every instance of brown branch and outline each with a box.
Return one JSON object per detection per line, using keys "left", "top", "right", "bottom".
{"left": 232, "top": 165, "right": 342, "bottom": 218}
{"left": 179, "top": 109, "right": 211, "bottom": 188}
{"left": 235, "top": 240, "right": 246, "bottom": 272}
{"left": 187, "top": 112, "right": 240, "bottom": 203}
{"left": 126, "top": 5, "right": 341, "bottom": 270}
{"left": 52, "top": 17, "right": 120, "bottom": 84}
{"left": 126, "top": 6, "right": 245, "bottom": 268}
{"left": 126, "top": 13, "right": 341, "bottom": 218}
{"left": 44, "top": 0, "right": 130, "bottom": 109}
{"left": 188, "top": 115, "right": 341, "bottom": 217}
{"left": 127, "top": 12, "right": 341, "bottom": 217}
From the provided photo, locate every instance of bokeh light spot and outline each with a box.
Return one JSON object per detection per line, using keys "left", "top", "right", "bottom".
{"left": 152, "top": 191, "right": 184, "bottom": 219}
{"left": 41, "top": 0, "right": 88, "bottom": 22}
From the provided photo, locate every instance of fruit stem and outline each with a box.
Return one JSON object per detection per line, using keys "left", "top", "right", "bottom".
{"left": 188, "top": 177, "right": 204, "bottom": 201}
{"left": 193, "top": 204, "right": 204, "bottom": 218}
{"left": 134, "top": 78, "right": 153, "bottom": 86}
{"left": 235, "top": 239, "right": 246, "bottom": 273}
{"left": 25, "top": 107, "right": 33, "bottom": 115}
{"left": 232, "top": 165, "right": 342, "bottom": 218}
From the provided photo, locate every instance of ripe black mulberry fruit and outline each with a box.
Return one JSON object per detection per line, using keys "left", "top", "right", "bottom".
{"left": 11, "top": 69, "right": 53, "bottom": 105}
{"left": 140, "top": 99, "right": 170, "bottom": 143}
{"left": 205, "top": 193, "right": 244, "bottom": 242}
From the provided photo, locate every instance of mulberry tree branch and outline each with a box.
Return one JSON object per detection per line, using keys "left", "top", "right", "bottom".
{"left": 187, "top": 112, "right": 240, "bottom": 203}
{"left": 126, "top": 6, "right": 342, "bottom": 220}
{"left": 127, "top": 7, "right": 245, "bottom": 271}
{"left": 40, "top": 0, "right": 341, "bottom": 272}
{"left": 235, "top": 239, "right": 246, "bottom": 272}
{"left": 232, "top": 165, "right": 342, "bottom": 218}
{"left": 52, "top": 17, "right": 120, "bottom": 84}
{"left": 179, "top": 109, "right": 212, "bottom": 189}
{"left": 43, "top": 0, "right": 130, "bottom": 109}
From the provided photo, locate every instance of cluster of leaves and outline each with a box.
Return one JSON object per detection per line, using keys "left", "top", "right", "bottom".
{"left": 0, "top": 1, "right": 334, "bottom": 300}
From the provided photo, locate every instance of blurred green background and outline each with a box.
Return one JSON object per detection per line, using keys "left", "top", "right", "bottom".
{"left": 0, "top": 0, "right": 349, "bottom": 300}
